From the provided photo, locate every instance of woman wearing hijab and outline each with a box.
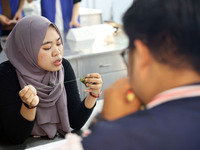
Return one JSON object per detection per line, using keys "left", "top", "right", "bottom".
{"left": 0, "top": 15, "right": 102, "bottom": 144}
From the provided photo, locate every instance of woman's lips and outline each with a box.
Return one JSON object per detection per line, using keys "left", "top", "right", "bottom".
{"left": 54, "top": 59, "right": 62, "bottom": 66}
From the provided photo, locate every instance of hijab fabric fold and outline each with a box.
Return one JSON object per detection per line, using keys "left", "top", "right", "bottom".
{"left": 4, "top": 15, "right": 70, "bottom": 138}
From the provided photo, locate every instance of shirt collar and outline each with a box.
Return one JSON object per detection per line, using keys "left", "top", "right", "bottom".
{"left": 146, "top": 83, "right": 200, "bottom": 109}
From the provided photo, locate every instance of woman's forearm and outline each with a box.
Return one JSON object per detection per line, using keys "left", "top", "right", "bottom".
{"left": 20, "top": 103, "right": 37, "bottom": 121}
{"left": 71, "top": 2, "right": 80, "bottom": 22}
{"left": 84, "top": 94, "right": 97, "bottom": 109}
{"left": 17, "top": 0, "right": 25, "bottom": 12}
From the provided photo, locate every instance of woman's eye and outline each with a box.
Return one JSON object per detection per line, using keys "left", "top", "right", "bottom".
{"left": 57, "top": 43, "right": 62, "bottom": 46}
{"left": 43, "top": 47, "right": 51, "bottom": 50}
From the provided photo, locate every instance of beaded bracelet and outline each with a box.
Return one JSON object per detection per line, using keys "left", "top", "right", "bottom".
{"left": 89, "top": 90, "right": 102, "bottom": 98}
{"left": 22, "top": 102, "right": 38, "bottom": 109}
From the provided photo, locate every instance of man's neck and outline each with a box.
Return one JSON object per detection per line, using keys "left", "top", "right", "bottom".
{"left": 144, "top": 65, "right": 200, "bottom": 104}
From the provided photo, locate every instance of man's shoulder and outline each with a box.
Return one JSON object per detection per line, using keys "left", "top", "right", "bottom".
{"left": 83, "top": 105, "right": 200, "bottom": 150}
{"left": 85, "top": 111, "right": 150, "bottom": 138}
{"left": 85, "top": 101, "right": 200, "bottom": 137}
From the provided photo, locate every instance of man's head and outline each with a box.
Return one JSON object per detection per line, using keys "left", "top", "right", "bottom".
{"left": 123, "top": 0, "right": 200, "bottom": 103}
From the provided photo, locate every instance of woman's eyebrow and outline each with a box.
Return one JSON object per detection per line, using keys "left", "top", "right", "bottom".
{"left": 42, "top": 37, "right": 61, "bottom": 45}
{"left": 42, "top": 41, "right": 52, "bottom": 45}
{"left": 56, "top": 37, "right": 61, "bottom": 41}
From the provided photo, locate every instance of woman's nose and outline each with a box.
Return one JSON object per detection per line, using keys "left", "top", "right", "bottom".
{"left": 52, "top": 46, "right": 61, "bottom": 56}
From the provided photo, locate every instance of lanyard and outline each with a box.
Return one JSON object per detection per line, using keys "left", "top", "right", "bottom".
{"left": 146, "top": 85, "right": 200, "bottom": 109}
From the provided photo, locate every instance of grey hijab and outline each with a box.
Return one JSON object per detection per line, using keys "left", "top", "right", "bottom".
{"left": 4, "top": 15, "right": 70, "bottom": 138}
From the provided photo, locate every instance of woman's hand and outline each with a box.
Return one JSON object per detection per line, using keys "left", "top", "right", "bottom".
{"left": 84, "top": 73, "right": 102, "bottom": 109}
{"left": 102, "top": 77, "right": 141, "bottom": 121}
{"left": 0, "top": 15, "right": 11, "bottom": 25}
{"left": 19, "top": 85, "right": 39, "bottom": 108}
{"left": 84, "top": 73, "right": 103, "bottom": 97}
{"left": 69, "top": 20, "right": 81, "bottom": 28}
{"left": 13, "top": 11, "right": 22, "bottom": 22}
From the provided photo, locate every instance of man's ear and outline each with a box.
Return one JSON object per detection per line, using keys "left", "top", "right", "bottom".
{"left": 133, "top": 39, "right": 151, "bottom": 71}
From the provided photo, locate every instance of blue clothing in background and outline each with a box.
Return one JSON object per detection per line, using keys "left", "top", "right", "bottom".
{"left": 41, "top": 0, "right": 80, "bottom": 32}
{"left": 0, "top": 0, "right": 24, "bottom": 35}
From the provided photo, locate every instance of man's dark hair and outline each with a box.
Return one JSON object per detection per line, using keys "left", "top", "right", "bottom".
{"left": 123, "top": 0, "right": 200, "bottom": 72}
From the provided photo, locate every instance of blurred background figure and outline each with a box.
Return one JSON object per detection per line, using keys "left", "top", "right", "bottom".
{"left": 0, "top": 0, "right": 25, "bottom": 63}
{"left": 0, "top": 0, "right": 25, "bottom": 36}
{"left": 40, "top": 0, "right": 81, "bottom": 33}
{"left": 24, "top": 0, "right": 41, "bottom": 16}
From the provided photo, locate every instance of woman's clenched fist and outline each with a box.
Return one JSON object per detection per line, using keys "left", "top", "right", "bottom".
{"left": 19, "top": 85, "right": 39, "bottom": 109}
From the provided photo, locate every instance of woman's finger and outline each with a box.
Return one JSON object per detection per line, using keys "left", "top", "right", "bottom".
{"left": 85, "top": 78, "right": 102, "bottom": 84}
{"left": 87, "top": 73, "right": 101, "bottom": 78}
{"left": 28, "top": 85, "right": 37, "bottom": 95}
{"left": 19, "top": 86, "right": 29, "bottom": 98}
{"left": 23, "top": 88, "right": 33, "bottom": 100}
{"left": 86, "top": 83, "right": 102, "bottom": 89}
{"left": 29, "top": 96, "right": 39, "bottom": 107}
{"left": 24, "top": 93, "right": 35, "bottom": 105}
{"left": 84, "top": 89, "right": 93, "bottom": 93}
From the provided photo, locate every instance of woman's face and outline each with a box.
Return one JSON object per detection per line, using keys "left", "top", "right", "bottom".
{"left": 38, "top": 26, "right": 63, "bottom": 72}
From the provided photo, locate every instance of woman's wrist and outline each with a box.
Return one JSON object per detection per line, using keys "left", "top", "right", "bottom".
{"left": 22, "top": 102, "right": 38, "bottom": 109}
{"left": 20, "top": 104, "right": 37, "bottom": 121}
{"left": 89, "top": 90, "right": 102, "bottom": 98}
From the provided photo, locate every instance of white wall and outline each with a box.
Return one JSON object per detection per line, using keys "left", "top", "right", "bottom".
{"left": 80, "top": 0, "right": 134, "bottom": 24}
{"left": 113, "top": 0, "right": 133, "bottom": 24}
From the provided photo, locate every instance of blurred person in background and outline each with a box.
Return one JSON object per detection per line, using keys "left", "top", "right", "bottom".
{"left": 40, "top": 0, "right": 81, "bottom": 33}
{"left": 0, "top": 0, "right": 25, "bottom": 36}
